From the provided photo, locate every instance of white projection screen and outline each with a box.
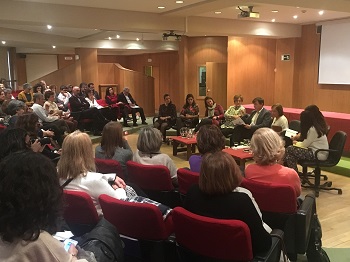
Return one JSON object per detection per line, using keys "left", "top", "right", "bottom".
{"left": 318, "top": 21, "right": 350, "bottom": 85}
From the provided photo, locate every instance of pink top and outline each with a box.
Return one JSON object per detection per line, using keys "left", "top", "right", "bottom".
{"left": 245, "top": 163, "right": 301, "bottom": 197}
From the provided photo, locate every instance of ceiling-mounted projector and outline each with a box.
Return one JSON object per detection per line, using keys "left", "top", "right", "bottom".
{"left": 162, "top": 30, "right": 182, "bottom": 41}
{"left": 238, "top": 6, "right": 260, "bottom": 18}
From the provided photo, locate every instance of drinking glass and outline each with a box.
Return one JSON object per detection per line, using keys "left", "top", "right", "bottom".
{"left": 233, "top": 142, "right": 239, "bottom": 149}
{"left": 180, "top": 127, "right": 188, "bottom": 138}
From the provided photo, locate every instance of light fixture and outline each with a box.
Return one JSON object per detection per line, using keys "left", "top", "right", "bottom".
{"left": 319, "top": 10, "right": 324, "bottom": 15}
{"left": 108, "top": 37, "right": 112, "bottom": 40}
{"left": 176, "top": 1, "right": 183, "bottom": 3}
{"left": 271, "top": 10, "right": 278, "bottom": 13}
{"left": 293, "top": 15, "right": 298, "bottom": 19}
{"left": 158, "top": 6, "right": 165, "bottom": 9}
{"left": 47, "top": 25, "right": 52, "bottom": 30}
{"left": 1, "top": 41, "right": 6, "bottom": 45}
{"left": 136, "top": 38, "right": 140, "bottom": 41}
{"left": 215, "top": 11, "right": 221, "bottom": 14}
{"left": 116, "top": 35, "right": 120, "bottom": 39}
{"left": 162, "top": 30, "right": 182, "bottom": 41}
{"left": 237, "top": 6, "right": 260, "bottom": 18}
{"left": 271, "top": 19, "right": 276, "bottom": 22}
{"left": 52, "top": 45, "right": 56, "bottom": 49}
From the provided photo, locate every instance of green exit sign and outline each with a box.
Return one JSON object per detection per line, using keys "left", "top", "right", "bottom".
{"left": 281, "top": 54, "right": 291, "bottom": 61}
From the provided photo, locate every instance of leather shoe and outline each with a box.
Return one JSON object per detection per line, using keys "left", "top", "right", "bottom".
{"left": 93, "top": 131, "right": 102, "bottom": 136}
{"left": 123, "top": 123, "right": 131, "bottom": 127}
{"left": 142, "top": 122, "right": 148, "bottom": 125}
{"left": 133, "top": 123, "right": 138, "bottom": 127}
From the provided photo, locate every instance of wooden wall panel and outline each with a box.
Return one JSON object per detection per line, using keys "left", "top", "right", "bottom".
{"left": 206, "top": 62, "right": 227, "bottom": 109}
{"left": 58, "top": 54, "right": 75, "bottom": 69}
{"left": 227, "top": 37, "right": 276, "bottom": 108}
{"left": 76, "top": 48, "right": 98, "bottom": 84}
{"left": 15, "top": 54, "right": 27, "bottom": 86}
{"left": 98, "top": 63, "right": 115, "bottom": 84}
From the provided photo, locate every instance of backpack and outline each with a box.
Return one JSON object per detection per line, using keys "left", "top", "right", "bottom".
{"left": 77, "top": 218, "right": 124, "bottom": 262}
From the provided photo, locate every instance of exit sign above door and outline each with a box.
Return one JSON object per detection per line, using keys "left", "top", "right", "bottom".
{"left": 281, "top": 54, "right": 291, "bottom": 61}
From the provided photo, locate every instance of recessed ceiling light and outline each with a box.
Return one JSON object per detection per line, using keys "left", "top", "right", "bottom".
{"left": 116, "top": 35, "right": 120, "bottom": 39}
{"left": 293, "top": 15, "right": 298, "bottom": 19}
{"left": 47, "top": 25, "right": 52, "bottom": 30}
{"left": 136, "top": 38, "right": 140, "bottom": 41}
{"left": 1, "top": 41, "right": 6, "bottom": 45}
{"left": 108, "top": 37, "right": 112, "bottom": 40}
{"left": 158, "top": 6, "right": 165, "bottom": 9}
{"left": 271, "top": 10, "right": 278, "bottom": 13}
{"left": 271, "top": 19, "right": 276, "bottom": 22}
{"left": 214, "top": 11, "right": 221, "bottom": 14}
{"left": 52, "top": 45, "right": 56, "bottom": 49}
{"left": 319, "top": 10, "right": 324, "bottom": 15}
{"left": 176, "top": 1, "right": 183, "bottom": 3}
{"left": 94, "top": 29, "right": 98, "bottom": 31}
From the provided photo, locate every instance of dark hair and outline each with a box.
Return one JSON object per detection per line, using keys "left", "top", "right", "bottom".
{"left": 79, "top": 82, "right": 87, "bottom": 89}
{"left": 59, "top": 85, "right": 67, "bottom": 91}
{"left": 0, "top": 128, "right": 29, "bottom": 160}
{"left": 300, "top": 110, "right": 324, "bottom": 138}
{"left": 272, "top": 103, "right": 284, "bottom": 117}
{"left": 204, "top": 96, "right": 215, "bottom": 109}
{"left": 184, "top": 94, "right": 196, "bottom": 107}
{"left": 86, "top": 88, "right": 94, "bottom": 96}
{"left": 305, "top": 105, "right": 328, "bottom": 136}
{"left": 32, "top": 83, "right": 43, "bottom": 93}
{"left": 163, "top": 93, "right": 170, "bottom": 100}
{"left": 197, "top": 125, "right": 225, "bottom": 154}
{"left": 33, "top": 93, "right": 43, "bottom": 103}
{"left": 6, "top": 100, "right": 25, "bottom": 115}
{"left": 87, "top": 83, "right": 94, "bottom": 88}
{"left": 233, "top": 95, "right": 243, "bottom": 102}
{"left": 252, "top": 97, "right": 264, "bottom": 105}
{"left": 15, "top": 113, "right": 39, "bottom": 138}
{"left": 0, "top": 151, "right": 63, "bottom": 243}
{"left": 44, "top": 90, "right": 54, "bottom": 100}
{"left": 101, "top": 122, "right": 125, "bottom": 158}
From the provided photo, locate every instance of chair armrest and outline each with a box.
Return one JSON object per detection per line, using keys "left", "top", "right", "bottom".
{"left": 153, "top": 116, "right": 159, "bottom": 124}
{"left": 314, "top": 148, "right": 338, "bottom": 163}
{"left": 253, "top": 229, "right": 284, "bottom": 262}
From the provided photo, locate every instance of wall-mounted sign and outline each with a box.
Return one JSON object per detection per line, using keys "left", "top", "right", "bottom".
{"left": 64, "top": 56, "right": 73, "bottom": 60}
{"left": 281, "top": 54, "right": 291, "bottom": 61}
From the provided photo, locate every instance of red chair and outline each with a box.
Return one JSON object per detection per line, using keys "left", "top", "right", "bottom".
{"left": 0, "top": 124, "right": 6, "bottom": 133}
{"left": 126, "top": 160, "right": 181, "bottom": 207}
{"left": 63, "top": 190, "right": 99, "bottom": 236}
{"left": 67, "top": 102, "right": 93, "bottom": 131}
{"left": 240, "top": 178, "right": 316, "bottom": 261}
{"left": 172, "top": 207, "right": 283, "bottom": 262}
{"left": 95, "top": 158, "right": 124, "bottom": 180}
{"left": 177, "top": 168, "right": 199, "bottom": 200}
{"left": 99, "top": 194, "right": 176, "bottom": 261}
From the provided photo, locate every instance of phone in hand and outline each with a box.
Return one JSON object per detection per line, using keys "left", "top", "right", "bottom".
{"left": 63, "top": 239, "right": 78, "bottom": 252}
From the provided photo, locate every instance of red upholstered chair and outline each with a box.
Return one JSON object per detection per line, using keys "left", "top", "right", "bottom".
{"left": 0, "top": 124, "right": 6, "bottom": 133}
{"left": 67, "top": 102, "right": 93, "bottom": 131}
{"left": 177, "top": 168, "right": 199, "bottom": 200}
{"left": 99, "top": 194, "right": 176, "bottom": 261}
{"left": 63, "top": 190, "right": 99, "bottom": 236}
{"left": 172, "top": 207, "right": 283, "bottom": 262}
{"left": 126, "top": 160, "right": 181, "bottom": 207}
{"left": 240, "top": 179, "right": 317, "bottom": 261}
{"left": 95, "top": 158, "right": 124, "bottom": 180}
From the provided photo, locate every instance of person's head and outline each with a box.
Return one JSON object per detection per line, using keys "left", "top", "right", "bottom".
{"left": 107, "top": 87, "right": 115, "bottom": 96}
{"left": 271, "top": 103, "right": 284, "bottom": 118}
{"left": 185, "top": 94, "right": 195, "bottom": 106}
{"left": 44, "top": 90, "right": 55, "bottom": 102}
{"left": 85, "top": 88, "right": 94, "bottom": 98}
{"left": 22, "top": 83, "right": 32, "bottom": 93}
{"left": 67, "top": 84, "right": 73, "bottom": 93}
{"left": 6, "top": 100, "right": 25, "bottom": 116}
{"left": 123, "top": 87, "right": 130, "bottom": 95}
{"left": 15, "top": 113, "right": 40, "bottom": 135}
{"left": 204, "top": 96, "right": 215, "bottom": 109}
{"left": 304, "top": 104, "right": 328, "bottom": 136}
{"left": 88, "top": 82, "right": 95, "bottom": 90}
{"left": 197, "top": 125, "right": 225, "bottom": 154}
{"left": 0, "top": 90, "right": 4, "bottom": 102}
{"left": 252, "top": 97, "right": 264, "bottom": 111}
{"left": 72, "top": 86, "right": 80, "bottom": 95}
{"left": 250, "top": 128, "right": 285, "bottom": 165}
{"left": 40, "top": 80, "right": 47, "bottom": 89}
{"left": 48, "top": 84, "right": 56, "bottom": 92}
{"left": 163, "top": 94, "right": 171, "bottom": 105}
{"left": 137, "top": 126, "right": 162, "bottom": 153}
{"left": 32, "top": 83, "right": 42, "bottom": 94}
{"left": 57, "top": 130, "right": 95, "bottom": 179}
{"left": 0, "top": 128, "right": 30, "bottom": 160}
{"left": 79, "top": 82, "right": 87, "bottom": 93}
{"left": 199, "top": 151, "right": 242, "bottom": 195}
{"left": 233, "top": 95, "right": 243, "bottom": 106}
{"left": 59, "top": 85, "right": 67, "bottom": 94}
{"left": 300, "top": 110, "right": 320, "bottom": 138}
{"left": 101, "top": 121, "right": 124, "bottom": 158}
{"left": 0, "top": 150, "right": 63, "bottom": 243}
{"left": 4, "top": 88, "right": 13, "bottom": 100}
{"left": 33, "top": 93, "right": 44, "bottom": 105}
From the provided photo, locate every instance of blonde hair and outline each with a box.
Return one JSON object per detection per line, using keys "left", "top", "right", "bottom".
{"left": 57, "top": 131, "right": 96, "bottom": 179}
{"left": 250, "top": 128, "right": 285, "bottom": 165}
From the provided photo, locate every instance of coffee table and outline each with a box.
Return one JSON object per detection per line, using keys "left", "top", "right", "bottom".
{"left": 222, "top": 147, "right": 254, "bottom": 170}
{"left": 171, "top": 136, "right": 197, "bottom": 160}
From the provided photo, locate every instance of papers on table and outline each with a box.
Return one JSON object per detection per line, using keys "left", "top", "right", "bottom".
{"left": 284, "top": 128, "right": 298, "bottom": 138}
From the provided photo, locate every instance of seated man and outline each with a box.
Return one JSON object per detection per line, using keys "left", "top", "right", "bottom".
{"left": 117, "top": 87, "right": 147, "bottom": 127}
{"left": 17, "top": 83, "right": 34, "bottom": 107}
{"left": 230, "top": 97, "right": 271, "bottom": 146}
{"left": 69, "top": 86, "right": 107, "bottom": 135}
{"left": 87, "top": 82, "right": 100, "bottom": 100}
{"left": 154, "top": 94, "right": 177, "bottom": 142}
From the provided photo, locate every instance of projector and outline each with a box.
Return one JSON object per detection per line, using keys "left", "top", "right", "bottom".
{"left": 238, "top": 6, "right": 260, "bottom": 19}
{"left": 162, "top": 30, "right": 182, "bottom": 41}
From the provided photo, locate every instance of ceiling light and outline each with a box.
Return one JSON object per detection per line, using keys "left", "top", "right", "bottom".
{"left": 136, "top": 38, "right": 140, "bottom": 41}
{"left": 108, "top": 37, "right": 112, "bottom": 40}
{"left": 116, "top": 35, "right": 120, "bottom": 39}
{"left": 319, "top": 10, "right": 324, "bottom": 15}
{"left": 271, "top": 10, "right": 278, "bottom": 13}
{"left": 47, "top": 25, "right": 52, "bottom": 30}
{"left": 176, "top": 1, "right": 183, "bottom": 3}
{"left": 1, "top": 41, "right": 6, "bottom": 45}
{"left": 271, "top": 19, "right": 276, "bottom": 22}
{"left": 293, "top": 15, "right": 298, "bottom": 19}
{"left": 52, "top": 45, "right": 56, "bottom": 49}
{"left": 214, "top": 11, "right": 221, "bottom": 14}
{"left": 158, "top": 6, "right": 165, "bottom": 9}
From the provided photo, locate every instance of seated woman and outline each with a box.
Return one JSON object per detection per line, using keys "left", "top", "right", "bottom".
{"left": 5, "top": 100, "right": 26, "bottom": 127}
{"left": 105, "top": 87, "right": 121, "bottom": 106}
{"left": 271, "top": 103, "right": 288, "bottom": 133}
{"left": 153, "top": 94, "right": 177, "bottom": 142}
{"left": 245, "top": 128, "right": 301, "bottom": 196}
{"left": 86, "top": 88, "right": 118, "bottom": 121}
{"left": 0, "top": 151, "right": 84, "bottom": 261}
{"left": 176, "top": 94, "right": 199, "bottom": 135}
{"left": 189, "top": 124, "right": 225, "bottom": 173}
{"left": 194, "top": 96, "right": 224, "bottom": 132}
{"left": 58, "top": 130, "right": 171, "bottom": 218}
{"left": 221, "top": 94, "right": 246, "bottom": 138}
{"left": 285, "top": 110, "right": 329, "bottom": 173}
{"left": 133, "top": 126, "right": 178, "bottom": 186}
{"left": 95, "top": 121, "right": 133, "bottom": 179}
{"left": 185, "top": 151, "right": 272, "bottom": 256}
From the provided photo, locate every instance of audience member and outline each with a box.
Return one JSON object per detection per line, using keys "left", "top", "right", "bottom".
{"left": 57, "top": 85, "right": 71, "bottom": 110}
{"left": 285, "top": 110, "right": 329, "bottom": 173}
{"left": 79, "top": 82, "right": 88, "bottom": 97}
{"left": 177, "top": 94, "right": 199, "bottom": 135}
{"left": 229, "top": 97, "right": 271, "bottom": 146}
{"left": 105, "top": 87, "right": 120, "bottom": 106}
{"left": 1, "top": 88, "right": 14, "bottom": 115}
{"left": 87, "top": 82, "right": 100, "bottom": 100}
{"left": 95, "top": 121, "right": 133, "bottom": 178}
{"left": 0, "top": 151, "right": 85, "bottom": 261}
{"left": 189, "top": 124, "right": 225, "bottom": 173}
{"left": 194, "top": 96, "right": 224, "bottom": 132}
{"left": 133, "top": 126, "right": 178, "bottom": 186}
{"left": 118, "top": 87, "right": 147, "bottom": 127}
{"left": 246, "top": 128, "right": 301, "bottom": 196}
{"left": 271, "top": 103, "right": 288, "bottom": 132}
{"left": 5, "top": 100, "right": 26, "bottom": 127}
{"left": 185, "top": 151, "right": 272, "bottom": 256}
{"left": 17, "top": 83, "right": 34, "bottom": 106}
{"left": 86, "top": 89, "right": 118, "bottom": 121}
{"left": 305, "top": 104, "right": 328, "bottom": 136}
{"left": 153, "top": 94, "right": 177, "bottom": 142}
{"left": 0, "top": 90, "right": 5, "bottom": 116}
{"left": 221, "top": 94, "right": 246, "bottom": 137}
{"left": 32, "top": 83, "right": 43, "bottom": 94}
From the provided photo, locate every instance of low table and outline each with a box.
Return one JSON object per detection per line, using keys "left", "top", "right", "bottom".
{"left": 222, "top": 147, "right": 254, "bottom": 170}
{"left": 171, "top": 136, "right": 197, "bottom": 160}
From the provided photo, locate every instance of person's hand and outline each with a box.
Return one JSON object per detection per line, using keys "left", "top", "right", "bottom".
{"left": 31, "top": 139, "right": 45, "bottom": 152}
{"left": 213, "top": 116, "right": 217, "bottom": 120}
{"left": 68, "top": 244, "right": 78, "bottom": 260}
{"left": 185, "top": 114, "right": 192, "bottom": 118}
{"left": 244, "top": 124, "right": 251, "bottom": 129}
{"left": 112, "top": 176, "right": 126, "bottom": 189}
{"left": 160, "top": 116, "right": 166, "bottom": 121}
{"left": 293, "top": 140, "right": 297, "bottom": 145}
{"left": 117, "top": 101, "right": 123, "bottom": 105}
{"left": 43, "top": 130, "right": 54, "bottom": 137}
{"left": 291, "top": 133, "right": 301, "bottom": 141}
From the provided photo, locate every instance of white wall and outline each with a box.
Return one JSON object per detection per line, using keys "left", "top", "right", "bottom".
{"left": 26, "top": 54, "right": 58, "bottom": 82}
